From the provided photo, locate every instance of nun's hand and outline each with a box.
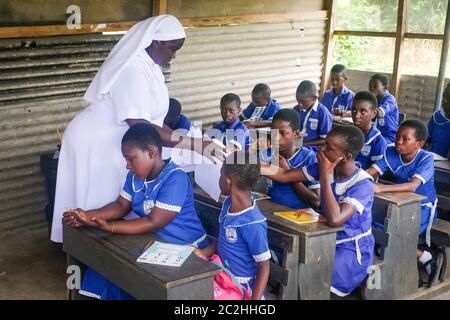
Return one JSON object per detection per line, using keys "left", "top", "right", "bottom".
{"left": 201, "top": 140, "right": 227, "bottom": 163}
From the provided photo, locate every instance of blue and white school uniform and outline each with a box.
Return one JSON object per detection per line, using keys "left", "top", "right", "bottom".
{"left": 375, "top": 90, "right": 399, "bottom": 144}
{"left": 79, "top": 159, "right": 209, "bottom": 300}
{"left": 303, "top": 165, "right": 375, "bottom": 297}
{"left": 427, "top": 109, "right": 450, "bottom": 158}
{"left": 355, "top": 125, "right": 387, "bottom": 170}
{"left": 207, "top": 118, "right": 250, "bottom": 150}
{"left": 320, "top": 86, "right": 355, "bottom": 112}
{"left": 241, "top": 99, "right": 282, "bottom": 121}
{"left": 260, "top": 147, "right": 318, "bottom": 209}
{"left": 168, "top": 114, "right": 192, "bottom": 131}
{"left": 372, "top": 146, "right": 438, "bottom": 246}
{"left": 293, "top": 100, "right": 332, "bottom": 147}
{"left": 216, "top": 197, "right": 271, "bottom": 297}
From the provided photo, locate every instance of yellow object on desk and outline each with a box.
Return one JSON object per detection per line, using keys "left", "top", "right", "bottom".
{"left": 273, "top": 208, "right": 327, "bottom": 224}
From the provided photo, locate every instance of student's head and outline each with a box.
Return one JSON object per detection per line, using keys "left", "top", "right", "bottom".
{"left": 220, "top": 93, "right": 241, "bottom": 125}
{"left": 395, "top": 119, "right": 428, "bottom": 156}
{"left": 442, "top": 83, "right": 450, "bottom": 118}
{"left": 164, "top": 98, "right": 182, "bottom": 129}
{"left": 271, "top": 109, "right": 301, "bottom": 154}
{"left": 121, "top": 123, "right": 162, "bottom": 180}
{"left": 321, "top": 125, "right": 365, "bottom": 164}
{"left": 330, "top": 64, "right": 348, "bottom": 92}
{"left": 296, "top": 80, "right": 318, "bottom": 110}
{"left": 351, "top": 91, "right": 378, "bottom": 130}
{"left": 220, "top": 151, "right": 260, "bottom": 196}
{"left": 251, "top": 83, "right": 271, "bottom": 107}
{"left": 369, "top": 73, "right": 389, "bottom": 98}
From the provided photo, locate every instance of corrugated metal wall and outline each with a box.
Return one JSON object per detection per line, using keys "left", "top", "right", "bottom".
{"left": 0, "top": 17, "right": 326, "bottom": 235}
{"left": 346, "top": 69, "right": 446, "bottom": 123}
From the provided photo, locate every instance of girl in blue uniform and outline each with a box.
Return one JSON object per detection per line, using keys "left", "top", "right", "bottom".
{"left": 369, "top": 73, "right": 399, "bottom": 144}
{"left": 194, "top": 152, "right": 270, "bottom": 300}
{"left": 164, "top": 97, "right": 193, "bottom": 132}
{"left": 293, "top": 80, "right": 332, "bottom": 151}
{"left": 352, "top": 91, "right": 387, "bottom": 170}
{"left": 320, "top": 64, "right": 355, "bottom": 115}
{"left": 63, "top": 123, "right": 208, "bottom": 299}
{"left": 260, "top": 109, "right": 320, "bottom": 210}
{"left": 367, "top": 119, "right": 438, "bottom": 286}
{"left": 427, "top": 83, "right": 450, "bottom": 158}
{"left": 262, "top": 125, "right": 375, "bottom": 297}
{"left": 241, "top": 83, "right": 282, "bottom": 129}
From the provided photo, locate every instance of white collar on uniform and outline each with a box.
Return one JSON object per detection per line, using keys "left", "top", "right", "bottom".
{"left": 311, "top": 99, "right": 319, "bottom": 112}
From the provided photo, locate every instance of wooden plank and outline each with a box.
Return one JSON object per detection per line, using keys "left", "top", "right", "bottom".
{"left": 333, "top": 30, "right": 396, "bottom": 38}
{"left": 374, "top": 192, "right": 426, "bottom": 207}
{"left": 152, "top": 0, "right": 167, "bottom": 16}
{"left": 391, "top": 0, "right": 408, "bottom": 99}
{"left": 320, "top": 0, "right": 337, "bottom": 97}
{"left": 405, "top": 32, "right": 444, "bottom": 40}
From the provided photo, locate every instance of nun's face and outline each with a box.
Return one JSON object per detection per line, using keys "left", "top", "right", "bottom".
{"left": 149, "top": 38, "right": 185, "bottom": 65}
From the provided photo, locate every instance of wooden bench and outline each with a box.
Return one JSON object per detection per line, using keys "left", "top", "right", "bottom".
{"left": 194, "top": 197, "right": 299, "bottom": 300}
{"left": 434, "top": 160, "right": 450, "bottom": 221}
{"left": 362, "top": 192, "right": 425, "bottom": 300}
{"left": 431, "top": 219, "right": 450, "bottom": 282}
{"left": 193, "top": 187, "right": 343, "bottom": 300}
{"left": 63, "top": 225, "right": 221, "bottom": 300}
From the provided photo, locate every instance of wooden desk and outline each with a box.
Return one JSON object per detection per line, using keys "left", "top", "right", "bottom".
{"left": 435, "top": 160, "right": 450, "bottom": 186}
{"left": 332, "top": 116, "right": 353, "bottom": 126}
{"left": 193, "top": 188, "right": 343, "bottom": 300}
{"left": 63, "top": 225, "right": 220, "bottom": 300}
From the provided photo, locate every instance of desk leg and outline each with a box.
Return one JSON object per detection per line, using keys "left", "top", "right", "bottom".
{"left": 298, "top": 233, "right": 336, "bottom": 300}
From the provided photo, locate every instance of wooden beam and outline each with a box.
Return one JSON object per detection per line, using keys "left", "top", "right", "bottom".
{"left": 152, "top": 0, "right": 167, "bottom": 16}
{"left": 320, "top": 0, "right": 337, "bottom": 97}
{"left": 405, "top": 32, "right": 444, "bottom": 40}
{"left": 179, "top": 11, "right": 327, "bottom": 28}
{"left": 334, "top": 30, "right": 396, "bottom": 38}
{"left": 391, "top": 0, "right": 409, "bottom": 99}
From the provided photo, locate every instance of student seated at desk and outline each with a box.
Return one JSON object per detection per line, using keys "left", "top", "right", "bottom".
{"left": 240, "top": 83, "right": 282, "bottom": 129}
{"left": 260, "top": 109, "right": 320, "bottom": 210}
{"left": 63, "top": 123, "right": 209, "bottom": 300}
{"left": 205, "top": 93, "right": 250, "bottom": 151}
{"left": 366, "top": 119, "right": 438, "bottom": 287}
{"left": 194, "top": 152, "right": 270, "bottom": 300}
{"left": 320, "top": 64, "right": 355, "bottom": 116}
{"left": 261, "top": 125, "right": 375, "bottom": 298}
{"left": 427, "top": 83, "right": 450, "bottom": 158}
{"left": 293, "top": 80, "right": 332, "bottom": 151}
{"left": 369, "top": 73, "right": 399, "bottom": 144}
{"left": 164, "top": 97, "right": 193, "bottom": 132}
{"left": 352, "top": 91, "right": 387, "bottom": 170}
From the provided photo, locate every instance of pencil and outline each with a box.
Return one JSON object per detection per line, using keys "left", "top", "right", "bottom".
{"left": 140, "top": 239, "right": 154, "bottom": 253}
{"left": 56, "top": 129, "right": 63, "bottom": 144}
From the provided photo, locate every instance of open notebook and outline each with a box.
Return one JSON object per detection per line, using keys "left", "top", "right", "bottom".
{"left": 273, "top": 208, "right": 327, "bottom": 224}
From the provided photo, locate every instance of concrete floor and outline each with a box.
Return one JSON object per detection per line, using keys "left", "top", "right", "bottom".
{"left": 1, "top": 225, "right": 450, "bottom": 300}
{"left": 0, "top": 226, "right": 67, "bottom": 300}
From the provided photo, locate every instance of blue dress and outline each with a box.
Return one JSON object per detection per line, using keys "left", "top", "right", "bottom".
{"left": 241, "top": 99, "right": 282, "bottom": 121}
{"left": 216, "top": 197, "right": 271, "bottom": 295}
{"left": 207, "top": 118, "right": 250, "bottom": 150}
{"left": 304, "top": 165, "right": 375, "bottom": 296}
{"left": 260, "top": 147, "right": 318, "bottom": 209}
{"left": 375, "top": 90, "right": 399, "bottom": 144}
{"left": 79, "top": 159, "right": 209, "bottom": 300}
{"left": 320, "top": 86, "right": 355, "bottom": 112}
{"left": 168, "top": 113, "right": 192, "bottom": 131}
{"left": 372, "top": 146, "right": 438, "bottom": 246}
{"left": 355, "top": 125, "right": 387, "bottom": 170}
{"left": 427, "top": 109, "right": 450, "bottom": 158}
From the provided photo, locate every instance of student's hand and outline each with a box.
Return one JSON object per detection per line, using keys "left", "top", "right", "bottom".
{"left": 201, "top": 140, "right": 227, "bottom": 163}
{"left": 90, "top": 217, "right": 110, "bottom": 231}
{"left": 373, "top": 183, "right": 383, "bottom": 194}
{"left": 71, "top": 209, "right": 98, "bottom": 228}
{"left": 62, "top": 210, "right": 82, "bottom": 228}
{"left": 243, "top": 120, "right": 256, "bottom": 128}
{"left": 278, "top": 155, "right": 289, "bottom": 169}
{"left": 332, "top": 109, "right": 343, "bottom": 116}
{"left": 341, "top": 110, "right": 352, "bottom": 117}
{"left": 317, "top": 149, "right": 342, "bottom": 179}
{"left": 192, "top": 248, "right": 208, "bottom": 260}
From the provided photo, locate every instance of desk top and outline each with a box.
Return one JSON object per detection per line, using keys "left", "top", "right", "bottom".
{"left": 332, "top": 116, "right": 353, "bottom": 125}
{"left": 435, "top": 160, "right": 450, "bottom": 172}
{"left": 193, "top": 188, "right": 343, "bottom": 238}
{"left": 63, "top": 225, "right": 220, "bottom": 288}
{"left": 374, "top": 192, "right": 426, "bottom": 206}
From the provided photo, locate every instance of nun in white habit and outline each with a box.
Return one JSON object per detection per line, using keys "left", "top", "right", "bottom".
{"left": 51, "top": 15, "right": 221, "bottom": 243}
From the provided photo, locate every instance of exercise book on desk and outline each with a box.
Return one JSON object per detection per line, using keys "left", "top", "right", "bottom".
{"left": 136, "top": 241, "right": 194, "bottom": 267}
{"left": 273, "top": 208, "right": 327, "bottom": 224}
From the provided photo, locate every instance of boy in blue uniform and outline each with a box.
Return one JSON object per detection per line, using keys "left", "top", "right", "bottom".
{"left": 369, "top": 73, "right": 399, "bottom": 144}
{"left": 164, "top": 98, "right": 192, "bottom": 132}
{"left": 63, "top": 123, "right": 209, "bottom": 299}
{"left": 194, "top": 152, "right": 270, "bottom": 300}
{"left": 262, "top": 126, "right": 375, "bottom": 298}
{"left": 206, "top": 93, "right": 250, "bottom": 151}
{"left": 320, "top": 64, "right": 355, "bottom": 116}
{"left": 293, "top": 80, "right": 332, "bottom": 150}
{"left": 260, "top": 109, "right": 319, "bottom": 210}
{"left": 366, "top": 119, "right": 438, "bottom": 287}
{"left": 241, "top": 83, "right": 282, "bottom": 128}
{"left": 352, "top": 91, "right": 387, "bottom": 169}
{"left": 427, "top": 83, "right": 450, "bottom": 158}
